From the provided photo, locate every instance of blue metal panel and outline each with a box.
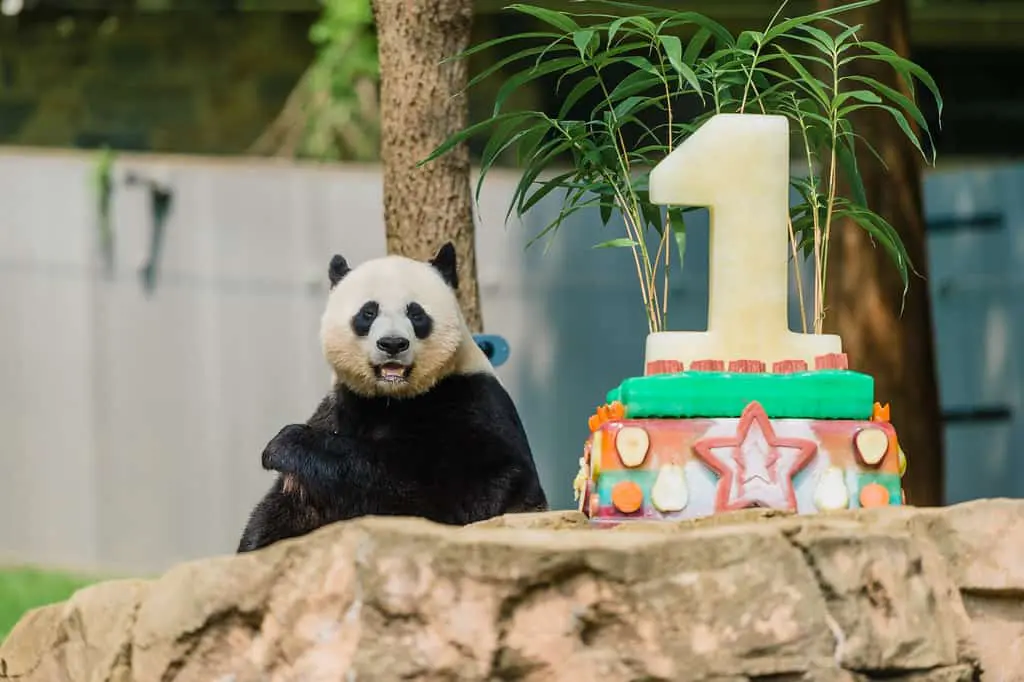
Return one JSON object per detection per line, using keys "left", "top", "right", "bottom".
{"left": 923, "top": 163, "right": 1024, "bottom": 503}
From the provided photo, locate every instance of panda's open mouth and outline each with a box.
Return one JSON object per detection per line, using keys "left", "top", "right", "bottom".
{"left": 375, "top": 362, "right": 411, "bottom": 383}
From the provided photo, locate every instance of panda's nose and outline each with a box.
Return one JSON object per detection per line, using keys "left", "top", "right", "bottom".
{"left": 376, "top": 336, "right": 410, "bottom": 356}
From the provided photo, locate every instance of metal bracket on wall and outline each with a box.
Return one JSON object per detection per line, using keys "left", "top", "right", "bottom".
{"left": 926, "top": 212, "right": 1004, "bottom": 235}
{"left": 473, "top": 334, "right": 510, "bottom": 367}
{"left": 942, "top": 405, "right": 1013, "bottom": 425}
{"left": 927, "top": 211, "right": 1005, "bottom": 300}
{"left": 124, "top": 171, "right": 174, "bottom": 296}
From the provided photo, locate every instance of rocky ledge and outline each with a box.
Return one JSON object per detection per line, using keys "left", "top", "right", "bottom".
{"left": 1, "top": 499, "right": 1022, "bottom": 681}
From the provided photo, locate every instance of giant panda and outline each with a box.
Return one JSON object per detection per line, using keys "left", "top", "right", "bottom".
{"left": 236, "top": 242, "right": 549, "bottom": 553}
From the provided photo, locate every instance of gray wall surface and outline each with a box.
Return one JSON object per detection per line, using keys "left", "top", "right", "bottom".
{"left": 0, "top": 147, "right": 1018, "bottom": 575}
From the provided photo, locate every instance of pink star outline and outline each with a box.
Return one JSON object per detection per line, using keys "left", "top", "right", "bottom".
{"left": 692, "top": 401, "right": 818, "bottom": 512}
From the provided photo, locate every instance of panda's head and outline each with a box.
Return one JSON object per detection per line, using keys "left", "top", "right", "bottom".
{"left": 320, "top": 242, "right": 491, "bottom": 399}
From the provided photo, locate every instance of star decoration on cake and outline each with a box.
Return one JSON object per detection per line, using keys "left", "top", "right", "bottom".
{"left": 692, "top": 401, "right": 818, "bottom": 512}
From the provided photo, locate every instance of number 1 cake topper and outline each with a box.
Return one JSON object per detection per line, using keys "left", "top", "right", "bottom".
{"left": 645, "top": 113, "right": 843, "bottom": 370}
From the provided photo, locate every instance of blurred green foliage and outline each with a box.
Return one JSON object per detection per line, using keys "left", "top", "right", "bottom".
{"left": 251, "top": 0, "right": 381, "bottom": 160}
{"left": 0, "top": 566, "right": 99, "bottom": 642}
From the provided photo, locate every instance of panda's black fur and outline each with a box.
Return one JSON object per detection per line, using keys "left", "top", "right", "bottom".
{"left": 236, "top": 244, "right": 548, "bottom": 553}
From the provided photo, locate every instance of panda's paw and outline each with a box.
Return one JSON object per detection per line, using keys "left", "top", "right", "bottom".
{"left": 261, "top": 423, "right": 315, "bottom": 472}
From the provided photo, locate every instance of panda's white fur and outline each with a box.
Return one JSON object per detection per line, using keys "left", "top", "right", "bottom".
{"left": 320, "top": 253, "right": 494, "bottom": 399}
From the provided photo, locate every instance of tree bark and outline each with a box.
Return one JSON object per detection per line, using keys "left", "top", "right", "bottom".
{"left": 818, "top": 0, "right": 944, "bottom": 506}
{"left": 372, "top": 0, "right": 482, "bottom": 332}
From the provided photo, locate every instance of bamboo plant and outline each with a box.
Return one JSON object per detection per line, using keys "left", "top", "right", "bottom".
{"left": 422, "top": 0, "right": 942, "bottom": 335}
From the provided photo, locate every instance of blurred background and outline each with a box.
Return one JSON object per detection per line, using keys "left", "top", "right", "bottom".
{"left": 1, "top": 0, "right": 1022, "bottom": 633}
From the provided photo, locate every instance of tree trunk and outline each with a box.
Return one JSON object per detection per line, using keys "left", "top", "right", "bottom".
{"left": 819, "top": 0, "right": 944, "bottom": 506}
{"left": 372, "top": 0, "right": 482, "bottom": 332}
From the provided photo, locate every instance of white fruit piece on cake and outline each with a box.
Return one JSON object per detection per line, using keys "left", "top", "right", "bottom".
{"left": 854, "top": 427, "right": 890, "bottom": 465}
{"left": 814, "top": 466, "right": 850, "bottom": 511}
{"left": 615, "top": 426, "right": 650, "bottom": 467}
{"left": 651, "top": 464, "right": 689, "bottom": 512}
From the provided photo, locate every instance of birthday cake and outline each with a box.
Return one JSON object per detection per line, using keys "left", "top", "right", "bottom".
{"left": 574, "top": 355, "right": 907, "bottom": 524}
{"left": 573, "top": 113, "right": 908, "bottom": 524}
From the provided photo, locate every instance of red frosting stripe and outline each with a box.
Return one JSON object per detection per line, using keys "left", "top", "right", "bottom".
{"left": 690, "top": 359, "right": 725, "bottom": 372}
{"left": 814, "top": 353, "right": 849, "bottom": 370}
{"left": 772, "top": 359, "right": 808, "bottom": 374}
{"left": 645, "top": 360, "right": 684, "bottom": 376}
{"left": 728, "top": 359, "right": 766, "bottom": 373}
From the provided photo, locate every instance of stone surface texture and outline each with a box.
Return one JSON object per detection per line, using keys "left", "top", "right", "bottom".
{"left": 1, "top": 499, "right": 1022, "bottom": 682}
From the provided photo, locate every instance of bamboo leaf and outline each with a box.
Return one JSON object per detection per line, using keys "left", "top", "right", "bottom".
{"left": 833, "top": 23, "right": 864, "bottom": 50}
{"left": 476, "top": 119, "right": 549, "bottom": 200}
{"left": 510, "top": 136, "right": 576, "bottom": 221}
{"left": 525, "top": 193, "right": 601, "bottom": 249}
{"left": 493, "top": 57, "right": 586, "bottom": 116}
{"left": 659, "top": 34, "right": 703, "bottom": 97}
{"left": 599, "top": 191, "right": 615, "bottom": 225}
{"left": 843, "top": 73, "right": 933, "bottom": 138}
{"left": 593, "top": 238, "right": 638, "bottom": 249}
{"left": 764, "top": 51, "right": 830, "bottom": 108}
{"left": 764, "top": 0, "right": 878, "bottom": 41}
{"left": 590, "top": 40, "right": 658, "bottom": 66}
{"left": 447, "top": 31, "right": 564, "bottom": 63}
{"left": 505, "top": 3, "right": 580, "bottom": 34}
{"left": 841, "top": 127, "right": 888, "bottom": 169}
{"left": 682, "top": 27, "right": 713, "bottom": 66}
{"left": 794, "top": 24, "right": 837, "bottom": 55}
{"left": 572, "top": 29, "right": 597, "bottom": 60}
{"left": 558, "top": 76, "right": 602, "bottom": 119}
{"left": 834, "top": 132, "right": 867, "bottom": 208}
{"left": 607, "top": 69, "right": 663, "bottom": 104}
{"left": 757, "top": 46, "right": 833, "bottom": 72}
{"left": 622, "top": 55, "right": 660, "bottom": 76}
{"left": 837, "top": 205, "right": 915, "bottom": 307}
{"left": 623, "top": 15, "right": 658, "bottom": 37}
{"left": 833, "top": 89, "right": 882, "bottom": 108}
{"left": 849, "top": 41, "right": 944, "bottom": 122}
{"left": 627, "top": 186, "right": 659, "bottom": 231}
{"left": 884, "top": 100, "right": 933, "bottom": 161}
{"left": 736, "top": 30, "right": 762, "bottom": 51}
{"left": 668, "top": 208, "right": 687, "bottom": 270}
{"left": 419, "top": 111, "right": 532, "bottom": 167}
{"left": 659, "top": 11, "right": 734, "bottom": 47}
{"left": 613, "top": 95, "right": 648, "bottom": 120}
{"left": 840, "top": 102, "right": 931, "bottom": 163}
{"left": 607, "top": 15, "right": 631, "bottom": 43}
{"left": 465, "top": 42, "right": 572, "bottom": 93}
{"left": 514, "top": 120, "right": 553, "bottom": 166}
{"left": 520, "top": 170, "right": 578, "bottom": 214}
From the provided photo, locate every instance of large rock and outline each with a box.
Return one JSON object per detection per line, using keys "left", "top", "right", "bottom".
{"left": 1, "top": 500, "right": 1022, "bottom": 681}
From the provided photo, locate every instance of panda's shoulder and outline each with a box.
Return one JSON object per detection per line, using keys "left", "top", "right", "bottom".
{"left": 427, "top": 370, "right": 523, "bottom": 428}
{"left": 306, "top": 392, "right": 337, "bottom": 429}
{"left": 435, "top": 369, "right": 510, "bottom": 404}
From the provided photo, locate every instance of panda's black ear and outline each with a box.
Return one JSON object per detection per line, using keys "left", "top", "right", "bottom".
{"left": 328, "top": 254, "right": 351, "bottom": 288}
{"left": 429, "top": 241, "right": 458, "bottom": 290}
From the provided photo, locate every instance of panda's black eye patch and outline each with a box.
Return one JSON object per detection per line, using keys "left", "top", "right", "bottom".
{"left": 351, "top": 301, "right": 379, "bottom": 337}
{"left": 406, "top": 302, "right": 433, "bottom": 339}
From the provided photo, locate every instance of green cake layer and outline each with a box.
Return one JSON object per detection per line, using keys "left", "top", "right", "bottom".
{"left": 606, "top": 370, "right": 875, "bottom": 420}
